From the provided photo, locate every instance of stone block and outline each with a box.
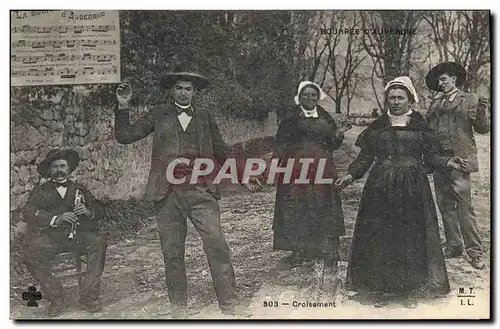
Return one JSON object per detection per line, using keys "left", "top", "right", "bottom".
{"left": 50, "top": 121, "right": 65, "bottom": 132}
{"left": 76, "top": 147, "right": 91, "bottom": 160}
{"left": 41, "top": 109, "right": 53, "bottom": 121}
{"left": 48, "top": 133, "right": 63, "bottom": 147}
{"left": 86, "top": 161, "right": 96, "bottom": 171}
{"left": 11, "top": 125, "right": 42, "bottom": 152}
{"left": 11, "top": 185, "right": 26, "bottom": 195}
{"left": 10, "top": 170, "right": 19, "bottom": 187}
{"left": 75, "top": 122, "right": 88, "bottom": 136}
{"left": 18, "top": 166, "right": 30, "bottom": 186}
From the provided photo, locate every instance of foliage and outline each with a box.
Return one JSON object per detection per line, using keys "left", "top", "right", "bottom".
{"left": 303, "top": 11, "right": 367, "bottom": 114}
{"left": 422, "top": 10, "right": 490, "bottom": 93}
{"left": 97, "top": 198, "right": 155, "bottom": 238}
{"left": 117, "top": 10, "right": 312, "bottom": 120}
{"left": 360, "top": 11, "right": 423, "bottom": 85}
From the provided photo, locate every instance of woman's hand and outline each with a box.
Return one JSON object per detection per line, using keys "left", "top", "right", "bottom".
{"left": 447, "top": 156, "right": 468, "bottom": 172}
{"left": 334, "top": 174, "right": 354, "bottom": 190}
{"left": 243, "top": 177, "right": 263, "bottom": 193}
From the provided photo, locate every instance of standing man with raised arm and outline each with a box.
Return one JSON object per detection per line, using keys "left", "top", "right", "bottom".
{"left": 114, "top": 66, "right": 259, "bottom": 318}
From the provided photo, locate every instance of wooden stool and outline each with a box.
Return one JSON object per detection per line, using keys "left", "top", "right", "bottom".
{"left": 53, "top": 251, "right": 87, "bottom": 290}
{"left": 44, "top": 251, "right": 88, "bottom": 315}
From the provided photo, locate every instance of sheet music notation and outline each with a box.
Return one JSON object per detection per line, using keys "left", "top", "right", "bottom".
{"left": 11, "top": 24, "right": 115, "bottom": 34}
{"left": 11, "top": 54, "right": 116, "bottom": 64}
{"left": 10, "top": 10, "right": 120, "bottom": 85}
{"left": 12, "top": 67, "right": 118, "bottom": 78}
{"left": 12, "top": 39, "right": 117, "bottom": 48}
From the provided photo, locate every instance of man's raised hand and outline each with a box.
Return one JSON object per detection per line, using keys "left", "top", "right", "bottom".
{"left": 116, "top": 83, "right": 132, "bottom": 107}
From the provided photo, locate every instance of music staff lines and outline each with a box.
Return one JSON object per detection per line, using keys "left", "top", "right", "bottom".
{"left": 12, "top": 39, "right": 117, "bottom": 49}
{"left": 12, "top": 67, "right": 118, "bottom": 78}
{"left": 11, "top": 53, "right": 116, "bottom": 64}
{"left": 11, "top": 24, "right": 116, "bottom": 34}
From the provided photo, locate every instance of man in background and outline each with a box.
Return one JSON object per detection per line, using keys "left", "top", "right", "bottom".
{"left": 425, "top": 62, "right": 490, "bottom": 270}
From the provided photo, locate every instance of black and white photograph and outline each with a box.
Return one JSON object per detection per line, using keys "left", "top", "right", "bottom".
{"left": 9, "top": 9, "right": 491, "bottom": 320}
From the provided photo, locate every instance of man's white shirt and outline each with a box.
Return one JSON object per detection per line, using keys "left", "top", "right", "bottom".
{"left": 175, "top": 102, "right": 193, "bottom": 131}
{"left": 50, "top": 179, "right": 68, "bottom": 227}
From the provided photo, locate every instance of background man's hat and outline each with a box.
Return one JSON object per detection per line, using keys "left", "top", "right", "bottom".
{"left": 160, "top": 65, "right": 211, "bottom": 90}
{"left": 37, "top": 148, "right": 80, "bottom": 178}
{"left": 425, "top": 62, "right": 467, "bottom": 91}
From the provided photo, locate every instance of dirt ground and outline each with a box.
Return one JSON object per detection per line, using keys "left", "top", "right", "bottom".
{"left": 10, "top": 127, "right": 491, "bottom": 320}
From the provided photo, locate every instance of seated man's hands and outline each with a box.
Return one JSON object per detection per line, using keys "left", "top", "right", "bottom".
{"left": 54, "top": 212, "right": 77, "bottom": 226}
{"left": 74, "top": 203, "right": 93, "bottom": 217}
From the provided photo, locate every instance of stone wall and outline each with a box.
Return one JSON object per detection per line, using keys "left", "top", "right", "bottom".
{"left": 11, "top": 87, "right": 149, "bottom": 211}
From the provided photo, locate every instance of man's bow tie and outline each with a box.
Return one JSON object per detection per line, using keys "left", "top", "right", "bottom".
{"left": 300, "top": 111, "right": 319, "bottom": 119}
{"left": 176, "top": 106, "right": 193, "bottom": 116}
{"left": 53, "top": 181, "right": 68, "bottom": 188}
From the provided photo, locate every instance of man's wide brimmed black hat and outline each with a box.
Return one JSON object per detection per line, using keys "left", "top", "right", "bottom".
{"left": 425, "top": 62, "right": 467, "bottom": 91}
{"left": 37, "top": 148, "right": 80, "bottom": 178}
{"left": 160, "top": 65, "right": 211, "bottom": 90}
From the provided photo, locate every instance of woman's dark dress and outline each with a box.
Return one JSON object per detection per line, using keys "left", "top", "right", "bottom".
{"left": 345, "top": 112, "right": 450, "bottom": 294}
{"left": 272, "top": 106, "right": 345, "bottom": 258}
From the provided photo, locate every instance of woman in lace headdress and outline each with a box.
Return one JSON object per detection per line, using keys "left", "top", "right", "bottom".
{"left": 336, "top": 77, "right": 464, "bottom": 308}
{"left": 271, "top": 81, "right": 347, "bottom": 272}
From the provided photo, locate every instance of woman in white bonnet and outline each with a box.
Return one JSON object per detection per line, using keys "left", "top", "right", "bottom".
{"left": 270, "top": 81, "right": 346, "bottom": 272}
{"left": 336, "top": 76, "right": 465, "bottom": 308}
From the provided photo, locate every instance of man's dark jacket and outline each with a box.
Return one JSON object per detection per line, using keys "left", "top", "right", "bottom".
{"left": 426, "top": 90, "right": 490, "bottom": 172}
{"left": 114, "top": 102, "right": 232, "bottom": 201}
{"left": 23, "top": 180, "right": 100, "bottom": 239}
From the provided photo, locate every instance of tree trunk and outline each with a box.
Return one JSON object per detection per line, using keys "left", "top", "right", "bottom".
{"left": 379, "top": 11, "right": 413, "bottom": 85}
{"left": 276, "top": 11, "right": 298, "bottom": 123}
{"left": 463, "top": 11, "right": 488, "bottom": 93}
{"left": 335, "top": 99, "right": 342, "bottom": 114}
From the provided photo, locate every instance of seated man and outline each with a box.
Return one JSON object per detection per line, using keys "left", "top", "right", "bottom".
{"left": 23, "top": 148, "right": 107, "bottom": 317}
